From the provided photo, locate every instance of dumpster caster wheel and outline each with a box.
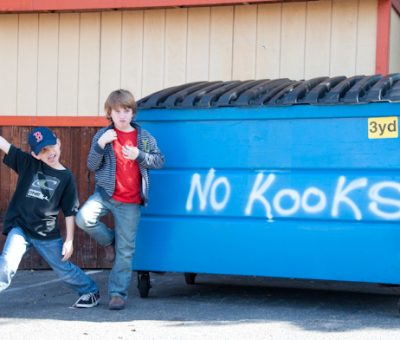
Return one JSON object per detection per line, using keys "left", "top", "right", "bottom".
{"left": 184, "top": 273, "right": 197, "bottom": 285}
{"left": 137, "top": 272, "right": 151, "bottom": 298}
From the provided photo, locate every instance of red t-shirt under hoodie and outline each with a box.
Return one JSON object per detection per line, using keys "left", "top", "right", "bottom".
{"left": 112, "top": 128, "right": 142, "bottom": 204}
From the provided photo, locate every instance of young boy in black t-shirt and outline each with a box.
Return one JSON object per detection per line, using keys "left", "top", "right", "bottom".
{"left": 0, "top": 127, "right": 99, "bottom": 308}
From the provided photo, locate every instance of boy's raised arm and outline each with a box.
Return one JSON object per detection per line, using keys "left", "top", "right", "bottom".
{"left": 0, "top": 136, "right": 11, "bottom": 154}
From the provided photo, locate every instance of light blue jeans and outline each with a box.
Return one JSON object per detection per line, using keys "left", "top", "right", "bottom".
{"left": 0, "top": 226, "right": 98, "bottom": 295}
{"left": 75, "top": 192, "right": 141, "bottom": 300}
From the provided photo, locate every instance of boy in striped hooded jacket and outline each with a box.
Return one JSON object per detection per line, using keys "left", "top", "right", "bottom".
{"left": 76, "top": 89, "right": 164, "bottom": 310}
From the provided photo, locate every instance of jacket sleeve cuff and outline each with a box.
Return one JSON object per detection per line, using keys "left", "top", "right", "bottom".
{"left": 136, "top": 150, "right": 145, "bottom": 163}
{"left": 94, "top": 142, "right": 106, "bottom": 154}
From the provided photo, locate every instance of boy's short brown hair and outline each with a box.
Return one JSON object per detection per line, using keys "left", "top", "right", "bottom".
{"left": 104, "top": 89, "right": 137, "bottom": 121}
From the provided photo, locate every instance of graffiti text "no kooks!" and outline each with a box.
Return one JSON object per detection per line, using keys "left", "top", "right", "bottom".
{"left": 185, "top": 169, "right": 400, "bottom": 221}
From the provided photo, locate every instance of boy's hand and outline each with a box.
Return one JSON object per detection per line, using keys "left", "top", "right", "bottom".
{"left": 62, "top": 240, "right": 74, "bottom": 261}
{"left": 98, "top": 129, "right": 117, "bottom": 149}
{"left": 0, "top": 136, "right": 11, "bottom": 154}
{"left": 122, "top": 145, "right": 139, "bottom": 160}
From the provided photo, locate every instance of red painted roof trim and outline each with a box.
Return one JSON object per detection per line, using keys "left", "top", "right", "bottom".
{"left": 0, "top": 0, "right": 280, "bottom": 13}
{"left": 0, "top": 116, "right": 108, "bottom": 127}
{"left": 376, "top": 0, "right": 391, "bottom": 75}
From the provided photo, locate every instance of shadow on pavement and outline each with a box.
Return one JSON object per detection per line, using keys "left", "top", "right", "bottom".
{"left": 0, "top": 269, "right": 399, "bottom": 333}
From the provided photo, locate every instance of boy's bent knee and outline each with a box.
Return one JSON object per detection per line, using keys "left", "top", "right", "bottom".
{"left": 75, "top": 209, "right": 101, "bottom": 230}
{"left": 75, "top": 211, "right": 89, "bottom": 230}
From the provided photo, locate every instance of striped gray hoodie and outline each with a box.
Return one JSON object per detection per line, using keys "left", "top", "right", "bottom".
{"left": 87, "top": 122, "right": 164, "bottom": 205}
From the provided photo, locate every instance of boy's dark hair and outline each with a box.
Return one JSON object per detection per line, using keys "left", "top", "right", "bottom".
{"left": 104, "top": 89, "right": 137, "bottom": 121}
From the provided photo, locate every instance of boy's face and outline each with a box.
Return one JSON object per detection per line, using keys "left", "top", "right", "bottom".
{"left": 110, "top": 106, "right": 134, "bottom": 131}
{"left": 31, "top": 140, "right": 62, "bottom": 168}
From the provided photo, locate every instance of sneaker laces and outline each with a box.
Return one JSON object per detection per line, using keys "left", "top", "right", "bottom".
{"left": 79, "top": 293, "right": 93, "bottom": 301}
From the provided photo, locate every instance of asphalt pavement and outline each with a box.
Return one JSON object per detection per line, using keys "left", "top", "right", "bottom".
{"left": 1, "top": 269, "right": 400, "bottom": 340}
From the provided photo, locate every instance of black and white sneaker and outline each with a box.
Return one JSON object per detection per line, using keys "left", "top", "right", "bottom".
{"left": 73, "top": 292, "right": 100, "bottom": 308}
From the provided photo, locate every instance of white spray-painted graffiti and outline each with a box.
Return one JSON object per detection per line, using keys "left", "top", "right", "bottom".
{"left": 185, "top": 169, "right": 400, "bottom": 220}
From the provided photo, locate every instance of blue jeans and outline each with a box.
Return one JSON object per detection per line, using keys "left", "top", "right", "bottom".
{"left": 76, "top": 192, "right": 141, "bottom": 299}
{"left": 0, "top": 226, "right": 98, "bottom": 295}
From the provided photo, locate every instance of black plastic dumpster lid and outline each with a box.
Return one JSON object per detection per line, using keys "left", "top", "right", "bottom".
{"left": 137, "top": 74, "right": 400, "bottom": 109}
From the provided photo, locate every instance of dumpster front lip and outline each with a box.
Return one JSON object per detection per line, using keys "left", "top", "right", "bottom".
{"left": 137, "top": 102, "right": 400, "bottom": 122}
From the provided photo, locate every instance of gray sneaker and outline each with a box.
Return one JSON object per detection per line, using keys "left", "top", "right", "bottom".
{"left": 108, "top": 296, "right": 125, "bottom": 310}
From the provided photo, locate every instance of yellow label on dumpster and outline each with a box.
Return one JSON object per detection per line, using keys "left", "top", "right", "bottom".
{"left": 368, "top": 116, "right": 398, "bottom": 139}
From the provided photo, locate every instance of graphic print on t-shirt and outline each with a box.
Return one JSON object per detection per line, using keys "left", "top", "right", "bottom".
{"left": 26, "top": 172, "right": 60, "bottom": 202}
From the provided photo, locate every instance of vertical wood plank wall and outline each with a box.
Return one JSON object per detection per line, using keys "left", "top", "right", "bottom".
{"left": 390, "top": 8, "right": 400, "bottom": 73}
{"left": 0, "top": 0, "right": 379, "bottom": 117}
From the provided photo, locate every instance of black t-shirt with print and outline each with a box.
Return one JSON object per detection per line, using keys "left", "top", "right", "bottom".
{"left": 2, "top": 145, "right": 79, "bottom": 240}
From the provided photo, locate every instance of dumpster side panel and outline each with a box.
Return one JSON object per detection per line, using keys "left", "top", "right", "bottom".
{"left": 134, "top": 103, "right": 400, "bottom": 284}
{"left": 135, "top": 219, "right": 400, "bottom": 283}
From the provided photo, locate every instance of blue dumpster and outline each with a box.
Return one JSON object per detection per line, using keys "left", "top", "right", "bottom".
{"left": 132, "top": 74, "right": 400, "bottom": 296}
